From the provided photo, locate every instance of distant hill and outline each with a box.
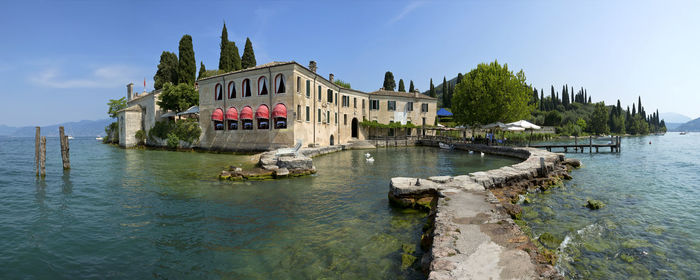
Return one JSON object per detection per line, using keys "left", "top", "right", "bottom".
{"left": 676, "top": 117, "right": 700, "bottom": 132}
{"left": 660, "top": 112, "right": 691, "bottom": 123}
{"left": 665, "top": 122, "right": 684, "bottom": 131}
{"left": 422, "top": 75, "right": 460, "bottom": 106}
{"left": 4, "top": 119, "right": 114, "bottom": 137}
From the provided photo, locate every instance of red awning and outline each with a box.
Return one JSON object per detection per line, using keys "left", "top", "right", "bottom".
{"left": 226, "top": 107, "right": 238, "bottom": 120}
{"left": 272, "top": 103, "right": 287, "bottom": 118}
{"left": 240, "top": 106, "right": 253, "bottom": 120}
{"left": 211, "top": 108, "right": 224, "bottom": 121}
{"left": 256, "top": 105, "right": 269, "bottom": 119}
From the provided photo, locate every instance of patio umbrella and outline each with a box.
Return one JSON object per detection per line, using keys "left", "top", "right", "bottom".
{"left": 506, "top": 120, "right": 541, "bottom": 146}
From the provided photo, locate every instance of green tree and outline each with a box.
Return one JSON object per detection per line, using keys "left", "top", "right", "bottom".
{"left": 452, "top": 61, "right": 533, "bottom": 126}
{"left": 107, "top": 97, "right": 127, "bottom": 118}
{"left": 177, "top": 35, "right": 196, "bottom": 85}
{"left": 456, "top": 73, "right": 464, "bottom": 84}
{"left": 383, "top": 71, "right": 396, "bottom": 91}
{"left": 241, "top": 37, "right": 256, "bottom": 69}
{"left": 198, "top": 62, "right": 206, "bottom": 80}
{"left": 153, "top": 51, "right": 178, "bottom": 90}
{"left": 441, "top": 77, "right": 448, "bottom": 107}
{"left": 333, "top": 79, "right": 351, "bottom": 89}
{"left": 409, "top": 80, "right": 415, "bottom": 92}
{"left": 157, "top": 82, "right": 199, "bottom": 113}
{"left": 398, "top": 79, "right": 405, "bottom": 92}
{"left": 544, "top": 111, "right": 562, "bottom": 126}
{"left": 229, "top": 41, "right": 242, "bottom": 70}
{"left": 589, "top": 102, "right": 610, "bottom": 135}
{"left": 429, "top": 79, "right": 435, "bottom": 97}
{"left": 218, "top": 23, "right": 231, "bottom": 71}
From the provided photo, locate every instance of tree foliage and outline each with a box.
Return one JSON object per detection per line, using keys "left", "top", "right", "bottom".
{"left": 383, "top": 71, "right": 396, "bottom": 91}
{"left": 452, "top": 61, "right": 532, "bottom": 126}
{"left": 398, "top": 79, "right": 405, "bottom": 92}
{"left": 154, "top": 51, "right": 178, "bottom": 90}
{"left": 589, "top": 102, "right": 610, "bottom": 135}
{"left": 107, "top": 97, "right": 127, "bottom": 118}
{"left": 241, "top": 37, "right": 256, "bottom": 69}
{"left": 177, "top": 35, "right": 196, "bottom": 85}
{"left": 333, "top": 79, "right": 351, "bottom": 89}
{"left": 229, "top": 41, "right": 242, "bottom": 71}
{"left": 198, "top": 62, "right": 206, "bottom": 80}
{"left": 218, "top": 23, "right": 231, "bottom": 71}
{"left": 409, "top": 80, "right": 415, "bottom": 92}
{"left": 429, "top": 79, "right": 435, "bottom": 97}
{"left": 157, "top": 82, "right": 199, "bottom": 113}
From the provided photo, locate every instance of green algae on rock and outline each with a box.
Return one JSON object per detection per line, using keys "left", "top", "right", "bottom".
{"left": 585, "top": 199, "right": 605, "bottom": 210}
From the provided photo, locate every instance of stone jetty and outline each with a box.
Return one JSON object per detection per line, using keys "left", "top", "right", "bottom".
{"left": 219, "top": 146, "right": 344, "bottom": 181}
{"left": 389, "top": 143, "right": 580, "bottom": 279}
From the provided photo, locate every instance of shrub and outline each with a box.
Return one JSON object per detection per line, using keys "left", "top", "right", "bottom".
{"left": 135, "top": 130, "right": 146, "bottom": 145}
{"left": 544, "top": 111, "right": 562, "bottom": 126}
{"left": 166, "top": 132, "right": 179, "bottom": 149}
{"left": 173, "top": 118, "right": 202, "bottom": 144}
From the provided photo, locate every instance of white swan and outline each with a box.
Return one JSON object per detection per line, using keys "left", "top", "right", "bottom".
{"left": 365, "top": 152, "right": 371, "bottom": 158}
{"left": 366, "top": 157, "right": 374, "bottom": 163}
{"left": 480, "top": 152, "right": 485, "bottom": 157}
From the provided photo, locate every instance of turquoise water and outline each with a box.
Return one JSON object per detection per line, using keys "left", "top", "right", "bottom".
{"left": 523, "top": 133, "right": 700, "bottom": 279}
{"left": 0, "top": 137, "right": 517, "bottom": 279}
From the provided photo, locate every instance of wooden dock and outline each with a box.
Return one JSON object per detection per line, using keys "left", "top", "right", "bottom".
{"left": 530, "top": 136, "right": 621, "bottom": 153}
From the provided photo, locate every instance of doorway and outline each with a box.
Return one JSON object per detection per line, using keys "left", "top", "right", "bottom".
{"left": 351, "top": 118, "right": 359, "bottom": 138}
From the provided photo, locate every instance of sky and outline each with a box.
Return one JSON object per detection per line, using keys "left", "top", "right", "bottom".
{"left": 1, "top": 0, "right": 699, "bottom": 127}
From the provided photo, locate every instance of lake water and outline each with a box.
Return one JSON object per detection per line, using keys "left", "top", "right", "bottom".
{"left": 522, "top": 133, "right": 700, "bottom": 279}
{"left": 0, "top": 138, "right": 517, "bottom": 279}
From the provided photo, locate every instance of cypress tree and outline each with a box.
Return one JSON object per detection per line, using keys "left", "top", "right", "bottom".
{"left": 632, "top": 103, "right": 636, "bottom": 116}
{"left": 383, "top": 71, "right": 396, "bottom": 91}
{"left": 429, "top": 79, "right": 435, "bottom": 97}
{"left": 398, "top": 79, "right": 405, "bottom": 92}
{"left": 616, "top": 100, "right": 622, "bottom": 116}
{"left": 638, "top": 96, "right": 643, "bottom": 117}
{"left": 409, "top": 80, "right": 415, "bottom": 92}
{"left": 456, "top": 73, "right": 464, "bottom": 84}
{"left": 154, "top": 51, "right": 179, "bottom": 90}
{"left": 588, "top": 96, "right": 591, "bottom": 104}
{"left": 550, "top": 86, "right": 555, "bottom": 108}
{"left": 447, "top": 83, "right": 454, "bottom": 108}
{"left": 241, "top": 37, "right": 256, "bottom": 69}
{"left": 177, "top": 35, "right": 196, "bottom": 85}
{"left": 198, "top": 62, "right": 206, "bottom": 80}
{"left": 229, "top": 42, "right": 242, "bottom": 70}
{"left": 218, "top": 23, "right": 231, "bottom": 71}
{"left": 540, "top": 89, "right": 544, "bottom": 111}
{"left": 442, "top": 77, "right": 447, "bottom": 106}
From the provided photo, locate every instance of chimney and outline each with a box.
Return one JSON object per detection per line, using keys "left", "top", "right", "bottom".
{"left": 329, "top": 73, "right": 334, "bottom": 83}
{"left": 127, "top": 83, "right": 134, "bottom": 101}
{"left": 309, "top": 61, "right": 317, "bottom": 73}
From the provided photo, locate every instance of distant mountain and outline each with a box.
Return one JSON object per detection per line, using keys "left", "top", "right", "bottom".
{"left": 421, "top": 75, "right": 460, "bottom": 106}
{"left": 6, "top": 119, "right": 114, "bottom": 137}
{"left": 660, "top": 112, "right": 691, "bottom": 123}
{"left": 665, "top": 122, "right": 684, "bottom": 131}
{"left": 676, "top": 117, "right": 700, "bottom": 132}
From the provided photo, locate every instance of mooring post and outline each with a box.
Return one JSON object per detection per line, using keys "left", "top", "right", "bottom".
{"left": 35, "top": 127, "right": 40, "bottom": 176}
{"left": 589, "top": 136, "right": 592, "bottom": 154}
{"left": 40, "top": 136, "right": 46, "bottom": 177}
{"left": 59, "top": 126, "right": 71, "bottom": 169}
{"left": 574, "top": 136, "right": 578, "bottom": 152}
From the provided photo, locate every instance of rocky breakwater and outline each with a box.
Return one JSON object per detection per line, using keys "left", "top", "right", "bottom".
{"left": 219, "top": 146, "right": 344, "bottom": 181}
{"left": 388, "top": 145, "right": 581, "bottom": 280}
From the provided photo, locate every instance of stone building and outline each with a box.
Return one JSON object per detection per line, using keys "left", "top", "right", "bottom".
{"left": 115, "top": 83, "right": 164, "bottom": 148}
{"left": 196, "top": 61, "right": 437, "bottom": 151}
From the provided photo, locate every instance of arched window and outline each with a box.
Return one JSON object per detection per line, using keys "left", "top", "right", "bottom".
{"left": 242, "top": 79, "right": 251, "bottom": 97}
{"left": 256, "top": 104, "right": 270, "bottom": 129}
{"left": 214, "top": 83, "right": 223, "bottom": 100}
{"left": 275, "top": 74, "right": 286, "bottom": 94}
{"left": 258, "top": 76, "right": 269, "bottom": 95}
{"left": 273, "top": 103, "right": 287, "bottom": 129}
{"left": 226, "top": 107, "right": 238, "bottom": 130}
{"left": 240, "top": 106, "right": 253, "bottom": 130}
{"left": 212, "top": 108, "right": 224, "bottom": 130}
{"left": 228, "top": 81, "right": 236, "bottom": 99}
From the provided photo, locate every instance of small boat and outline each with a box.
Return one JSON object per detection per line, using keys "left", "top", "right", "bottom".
{"left": 96, "top": 137, "right": 103, "bottom": 140}
{"left": 67, "top": 136, "right": 74, "bottom": 140}
{"left": 680, "top": 132, "right": 687, "bottom": 135}
{"left": 439, "top": 142, "right": 454, "bottom": 150}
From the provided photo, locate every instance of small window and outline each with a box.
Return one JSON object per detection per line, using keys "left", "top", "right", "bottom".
{"left": 273, "top": 103, "right": 287, "bottom": 129}
{"left": 226, "top": 107, "right": 238, "bottom": 130}
{"left": 258, "top": 76, "right": 269, "bottom": 95}
{"left": 370, "top": 100, "right": 380, "bottom": 110}
{"left": 212, "top": 108, "right": 224, "bottom": 130}
{"left": 306, "top": 80, "right": 310, "bottom": 97}
{"left": 326, "top": 111, "right": 330, "bottom": 124}
{"left": 335, "top": 93, "right": 338, "bottom": 105}
{"left": 256, "top": 104, "right": 270, "bottom": 129}
{"left": 327, "top": 89, "right": 333, "bottom": 103}
{"left": 306, "top": 106, "right": 310, "bottom": 122}
{"left": 318, "top": 85, "right": 322, "bottom": 101}
{"left": 335, "top": 112, "right": 338, "bottom": 124}
{"left": 228, "top": 82, "right": 236, "bottom": 99}
{"left": 275, "top": 74, "right": 286, "bottom": 94}
{"left": 243, "top": 79, "right": 251, "bottom": 97}
{"left": 317, "top": 108, "right": 321, "bottom": 123}
{"left": 407, "top": 102, "right": 413, "bottom": 112}
{"left": 215, "top": 83, "right": 223, "bottom": 100}
{"left": 421, "top": 103, "right": 428, "bottom": 112}
{"left": 228, "top": 120, "right": 238, "bottom": 130}
{"left": 344, "top": 114, "right": 347, "bottom": 125}
{"left": 241, "top": 106, "right": 254, "bottom": 130}
{"left": 297, "top": 105, "right": 301, "bottom": 120}
{"left": 353, "top": 98, "right": 357, "bottom": 108}
{"left": 362, "top": 99, "right": 365, "bottom": 109}
{"left": 388, "top": 101, "right": 396, "bottom": 111}
{"left": 296, "top": 76, "right": 301, "bottom": 93}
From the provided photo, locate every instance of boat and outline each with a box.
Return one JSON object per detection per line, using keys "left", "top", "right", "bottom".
{"left": 96, "top": 137, "right": 103, "bottom": 140}
{"left": 67, "top": 136, "right": 74, "bottom": 140}
{"left": 680, "top": 132, "right": 687, "bottom": 135}
{"left": 439, "top": 142, "right": 454, "bottom": 150}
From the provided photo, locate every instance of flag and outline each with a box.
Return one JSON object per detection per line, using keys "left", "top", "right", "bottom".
{"left": 144, "top": 78, "right": 146, "bottom": 89}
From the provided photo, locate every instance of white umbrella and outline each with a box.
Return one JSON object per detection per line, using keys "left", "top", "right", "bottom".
{"left": 482, "top": 122, "right": 507, "bottom": 129}
{"left": 505, "top": 126, "right": 525, "bottom": 131}
{"left": 506, "top": 120, "right": 541, "bottom": 130}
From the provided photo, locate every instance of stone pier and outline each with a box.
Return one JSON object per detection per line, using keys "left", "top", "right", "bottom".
{"left": 389, "top": 144, "right": 579, "bottom": 280}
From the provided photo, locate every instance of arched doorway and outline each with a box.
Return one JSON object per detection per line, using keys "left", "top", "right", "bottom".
{"left": 351, "top": 118, "right": 359, "bottom": 138}
{"left": 330, "top": 135, "right": 334, "bottom": 146}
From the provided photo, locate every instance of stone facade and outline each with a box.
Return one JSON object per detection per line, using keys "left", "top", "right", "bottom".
{"left": 116, "top": 83, "right": 164, "bottom": 148}
{"left": 196, "top": 61, "right": 437, "bottom": 151}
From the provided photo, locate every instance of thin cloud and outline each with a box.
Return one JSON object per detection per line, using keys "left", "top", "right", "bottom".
{"left": 31, "top": 65, "right": 141, "bottom": 89}
{"left": 388, "top": 1, "right": 424, "bottom": 25}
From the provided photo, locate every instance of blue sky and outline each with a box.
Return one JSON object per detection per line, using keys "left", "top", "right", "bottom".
{"left": 1, "top": 0, "right": 699, "bottom": 126}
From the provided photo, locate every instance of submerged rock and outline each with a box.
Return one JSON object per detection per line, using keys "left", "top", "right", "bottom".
{"left": 538, "top": 232, "right": 562, "bottom": 249}
{"left": 401, "top": 253, "right": 417, "bottom": 269}
{"left": 585, "top": 199, "right": 605, "bottom": 210}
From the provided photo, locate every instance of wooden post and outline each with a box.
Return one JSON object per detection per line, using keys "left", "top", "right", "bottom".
{"left": 574, "top": 136, "right": 578, "bottom": 152}
{"left": 35, "top": 127, "right": 40, "bottom": 176}
{"left": 59, "top": 126, "right": 71, "bottom": 169}
{"left": 589, "top": 136, "right": 592, "bottom": 154}
{"left": 39, "top": 136, "right": 46, "bottom": 177}
{"left": 539, "top": 157, "right": 546, "bottom": 177}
